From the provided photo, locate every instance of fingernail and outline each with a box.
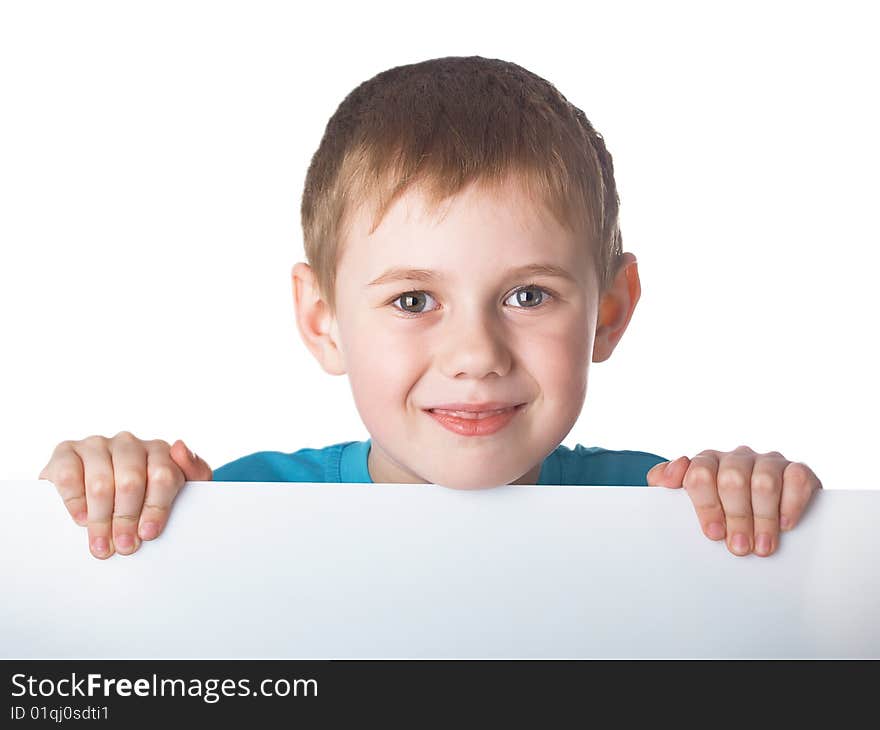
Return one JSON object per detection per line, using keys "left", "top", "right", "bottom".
{"left": 707, "top": 522, "right": 725, "bottom": 540}
{"left": 74, "top": 511, "right": 87, "bottom": 526}
{"left": 732, "top": 533, "right": 750, "bottom": 554}
{"left": 756, "top": 534, "right": 772, "bottom": 555}
{"left": 140, "top": 522, "right": 159, "bottom": 540}
{"left": 115, "top": 534, "right": 134, "bottom": 552}
{"left": 92, "top": 536, "right": 109, "bottom": 555}
{"left": 780, "top": 515, "right": 791, "bottom": 529}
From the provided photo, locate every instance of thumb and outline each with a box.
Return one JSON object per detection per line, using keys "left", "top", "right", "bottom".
{"left": 170, "top": 439, "right": 213, "bottom": 481}
{"left": 646, "top": 456, "right": 689, "bottom": 488}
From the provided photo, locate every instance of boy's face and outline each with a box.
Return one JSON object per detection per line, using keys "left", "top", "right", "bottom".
{"left": 294, "top": 175, "right": 640, "bottom": 488}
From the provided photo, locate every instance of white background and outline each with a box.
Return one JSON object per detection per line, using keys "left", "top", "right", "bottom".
{"left": 1, "top": 0, "right": 877, "bottom": 488}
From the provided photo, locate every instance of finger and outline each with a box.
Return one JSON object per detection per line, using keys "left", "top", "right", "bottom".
{"left": 169, "top": 439, "right": 213, "bottom": 481}
{"left": 646, "top": 456, "right": 690, "bottom": 487}
{"left": 136, "top": 440, "right": 187, "bottom": 542}
{"left": 109, "top": 432, "right": 148, "bottom": 556}
{"left": 76, "top": 436, "right": 116, "bottom": 559}
{"left": 41, "top": 441, "right": 89, "bottom": 526}
{"left": 716, "top": 447, "right": 757, "bottom": 556}
{"left": 749, "top": 452, "right": 788, "bottom": 557}
{"left": 682, "top": 451, "right": 727, "bottom": 542}
{"left": 779, "top": 461, "right": 823, "bottom": 531}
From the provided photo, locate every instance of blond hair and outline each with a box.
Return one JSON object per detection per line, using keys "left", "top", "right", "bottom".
{"left": 301, "top": 55, "right": 623, "bottom": 314}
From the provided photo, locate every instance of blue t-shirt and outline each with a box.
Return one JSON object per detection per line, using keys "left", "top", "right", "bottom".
{"left": 212, "top": 439, "right": 668, "bottom": 486}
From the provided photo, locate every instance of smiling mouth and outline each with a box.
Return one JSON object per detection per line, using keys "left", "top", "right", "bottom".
{"left": 427, "top": 406, "right": 518, "bottom": 419}
{"left": 424, "top": 403, "right": 526, "bottom": 437}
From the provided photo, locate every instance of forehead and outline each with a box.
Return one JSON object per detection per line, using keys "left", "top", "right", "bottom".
{"left": 338, "top": 177, "right": 592, "bottom": 281}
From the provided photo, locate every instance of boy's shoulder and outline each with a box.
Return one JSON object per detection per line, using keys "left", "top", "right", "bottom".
{"left": 212, "top": 440, "right": 371, "bottom": 483}
{"left": 540, "top": 443, "right": 668, "bottom": 486}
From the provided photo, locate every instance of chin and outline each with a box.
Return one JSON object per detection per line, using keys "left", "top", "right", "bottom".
{"left": 431, "top": 473, "right": 514, "bottom": 490}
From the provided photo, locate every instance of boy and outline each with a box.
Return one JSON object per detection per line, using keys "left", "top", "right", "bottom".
{"left": 38, "top": 55, "right": 822, "bottom": 562}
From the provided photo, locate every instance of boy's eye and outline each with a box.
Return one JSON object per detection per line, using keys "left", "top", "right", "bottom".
{"left": 505, "top": 286, "right": 548, "bottom": 308}
{"left": 393, "top": 291, "right": 439, "bottom": 315}
{"left": 390, "top": 285, "right": 551, "bottom": 316}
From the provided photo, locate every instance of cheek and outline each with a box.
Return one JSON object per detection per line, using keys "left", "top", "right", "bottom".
{"left": 342, "top": 317, "right": 426, "bottom": 417}
{"left": 524, "top": 310, "right": 591, "bottom": 367}
{"left": 522, "top": 316, "right": 591, "bottom": 406}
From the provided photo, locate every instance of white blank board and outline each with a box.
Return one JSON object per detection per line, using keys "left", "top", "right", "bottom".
{"left": 2, "top": 480, "right": 878, "bottom": 658}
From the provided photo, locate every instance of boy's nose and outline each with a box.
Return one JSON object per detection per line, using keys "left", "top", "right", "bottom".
{"left": 434, "top": 312, "right": 513, "bottom": 379}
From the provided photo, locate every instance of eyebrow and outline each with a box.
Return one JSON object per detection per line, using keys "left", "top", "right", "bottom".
{"left": 367, "top": 263, "right": 577, "bottom": 287}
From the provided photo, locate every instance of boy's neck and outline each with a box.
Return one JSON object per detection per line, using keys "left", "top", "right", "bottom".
{"left": 366, "top": 441, "right": 543, "bottom": 485}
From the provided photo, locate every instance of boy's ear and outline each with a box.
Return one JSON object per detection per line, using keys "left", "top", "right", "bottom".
{"left": 291, "top": 262, "right": 346, "bottom": 375}
{"left": 592, "top": 252, "right": 641, "bottom": 363}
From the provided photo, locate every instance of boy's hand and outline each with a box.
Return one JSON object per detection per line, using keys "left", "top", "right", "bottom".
{"left": 646, "top": 445, "right": 822, "bottom": 558}
{"left": 38, "top": 432, "right": 212, "bottom": 559}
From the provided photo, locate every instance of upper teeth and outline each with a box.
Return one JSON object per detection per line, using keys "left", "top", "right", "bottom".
{"left": 431, "top": 407, "right": 511, "bottom": 419}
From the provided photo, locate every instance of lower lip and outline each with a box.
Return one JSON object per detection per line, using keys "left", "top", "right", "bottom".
{"left": 425, "top": 404, "right": 525, "bottom": 437}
